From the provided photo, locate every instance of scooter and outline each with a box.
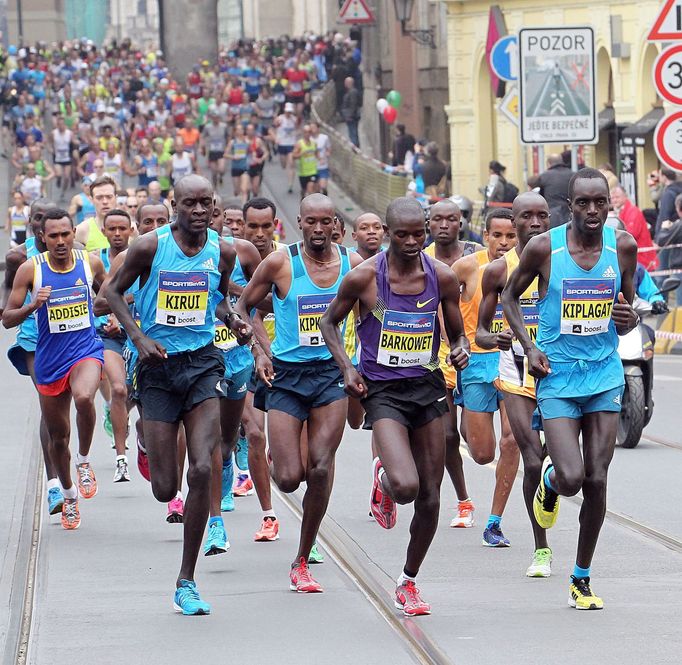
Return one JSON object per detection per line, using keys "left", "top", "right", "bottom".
{"left": 617, "top": 277, "right": 680, "bottom": 448}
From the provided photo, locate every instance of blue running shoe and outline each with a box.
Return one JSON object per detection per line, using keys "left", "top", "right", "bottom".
{"left": 221, "top": 459, "right": 234, "bottom": 512}
{"left": 204, "top": 520, "right": 230, "bottom": 556}
{"left": 173, "top": 580, "right": 211, "bottom": 615}
{"left": 482, "top": 522, "right": 511, "bottom": 547}
{"left": 235, "top": 433, "right": 249, "bottom": 471}
{"left": 47, "top": 486, "right": 64, "bottom": 515}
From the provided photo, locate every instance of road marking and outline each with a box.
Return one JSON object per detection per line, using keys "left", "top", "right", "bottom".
{"left": 654, "top": 374, "right": 682, "bottom": 382}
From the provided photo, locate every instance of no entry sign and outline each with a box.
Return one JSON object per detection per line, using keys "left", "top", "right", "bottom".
{"left": 654, "top": 45, "right": 682, "bottom": 105}
{"left": 654, "top": 111, "right": 682, "bottom": 171}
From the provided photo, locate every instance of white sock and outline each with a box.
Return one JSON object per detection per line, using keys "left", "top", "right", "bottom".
{"left": 62, "top": 485, "right": 77, "bottom": 500}
{"left": 176, "top": 491, "right": 183, "bottom": 500}
{"left": 397, "top": 571, "right": 416, "bottom": 587}
{"left": 47, "top": 478, "right": 59, "bottom": 490}
{"left": 76, "top": 453, "right": 89, "bottom": 465}
{"left": 263, "top": 510, "right": 276, "bottom": 519}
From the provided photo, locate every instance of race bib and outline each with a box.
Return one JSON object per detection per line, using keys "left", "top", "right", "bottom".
{"left": 155, "top": 271, "right": 209, "bottom": 326}
{"left": 214, "top": 319, "right": 238, "bottom": 352}
{"left": 46, "top": 286, "right": 91, "bottom": 333}
{"left": 145, "top": 164, "right": 158, "bottom": 177}
{"left": 209, "top": 140, "right": 224, "bottom": 152}
{"left": 56, "top": 148, "right": 69, "bottom": 161}
{"left": 489, "top": 302, "right": 505, "bottom": 335}
{"left": 377, "top": 309, "right": 435, "bottom": 368}
{"left": 560, "top": 278, "right": 615, "bottom": 336}
{"left": 297, "top": 294, "right": 334, "bottom": 346}
{"left": 290, "top": 82, "right": 302, "bottom": 92}
{"left": 513, "top": 293, "right": 539, "bottom": 355}
{"left": 233, "top": 146, "right": 247, "bottom": 160}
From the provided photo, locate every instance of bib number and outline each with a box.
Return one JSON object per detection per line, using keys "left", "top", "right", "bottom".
{"left": 214, "top": 320, "right": 238, "bottom": 352}
{"left": 297, "top": 294, "right": 334, "bottom": 346}
{"left": 46, "top": 286, "right": 91, "bottom": 334}
{"left": 377, "top": 309, "right": 435, "bottom": 368}
{"left": 560, "top": 278, "right": 615, "bottom": 336}
{"left": 155, "top": 271, "right": 209, "bottom": 327}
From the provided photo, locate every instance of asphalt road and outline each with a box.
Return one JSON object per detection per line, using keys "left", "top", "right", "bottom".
{"left": 1, "top": 158, "right": 682, "bottom": 664}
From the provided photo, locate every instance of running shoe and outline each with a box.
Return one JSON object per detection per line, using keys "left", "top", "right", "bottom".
{"left": 526, "top": 547, "right": 552, "bottom": 578}
{"left": 482, "top": 522, "right": 511, "bottom": 547}
{"left": 395, "top": 580, "right": 431, "bottom": 617}
{"left": 568, "top": 576, "right": 604, "bottom": 610}
{"left": 203, "top": 521, "right": 230, "bottom": 556}
{"left": 173, "top": 580, "right": 211, "bottom": 616}
{"left": 47, "top": 486, "right": 64, "bottom": 515}
{"left": 233, "top": 473, "right": 254, "bottom": 497}
{"left": 221, "top": 461, "right": 234, "bottom": 512}
{"left": 61, "top": 498, "right": 80, "bottom": 530}
{"left": 167, "top": 496, "right": 184, "bottom": 523}
{"left": 289, "top": 557, "right": 323, "bottom": 593}
{"left": 450, "top": 499, "right": 475, "bottom": 528}
{"left": 254, "top": 516, "right": 280, "bottom": 541}
{"left": 308, "top": 542, "right": 324, "bottom": 564}
{"left": 369, "top": 458, "right": 396, "bottom": 529}
{"left": 534, "top": 456, "right": 560, "bottom": 529}
{"left": 235, "top": 432, "right": 249, "bottom": 471}
{"left": 102, "top": 404, "right": 113, "bottom": 438}
{"left": 137, "top": 437, "right": 150, "bottom": 482}
{"left": 76, "top": 462, "right": 98, "bottom": 499}
{"left": 113, "top": 458, "right": 131, "bottom": 483}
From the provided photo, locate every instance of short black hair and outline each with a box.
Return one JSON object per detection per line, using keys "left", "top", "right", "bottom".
{"left": 40, "top": 207, "right": 72, "bottom": 232}
{"left": 103, "top": 208, "right": 132, "bottom": 226}
{"left": 568, "top": 167, "right": 609, "bottom": 200}
{"left": 385, "top": 197, "right": 425, "bottom": 228}
{"left": 661, "top": 167, "right": 677, "bottom": 181}
{"left": 675, "top": 193, "right": 682, "bottom": 211}
{"left": 135, "top": 186, "right": 149, "bottom": 194}
{"left": 485, "top": 207, "right": 513, "bottom": 231}
{"left": 244, "top": 196, "right": 276, "bottom": 220}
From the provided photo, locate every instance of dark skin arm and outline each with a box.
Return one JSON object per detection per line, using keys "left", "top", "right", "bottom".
{"left": 434, "top": 262, "right": 470, "bottom": 368}
{"left": 476, "top": 258, "right": 513, "bottom": 351}
{"left": 2, "top": 260, "right": 49, "bottom": 328}
{"left": 612, "top": 231, "right": 638, "bottom": 334}
{"left": 502, "top": 235, "right": 552, "bottom": 378}
{"left": 0, "top": 246, "right": 27, "bottom": 316}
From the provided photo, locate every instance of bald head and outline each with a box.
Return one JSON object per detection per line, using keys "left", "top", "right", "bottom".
{"left": 547, "top": 154, "right": 563, "bottom": 168}
{"left": 511, "top": 191, "right": 548, "bottom": 219}
{"left": 355, "top": 212, "right": 382, "bottom": 227}
{"left": 430, "top": 199, "right": 460, "bottom": 218}
{"left": 174, "top": 174, "right": 213, "bottom": 201}
{"left": 385, "top": 197, "right": 424, "bottom": 229}
{"left": 300, "top": 193, "right": 334, "bottom": 218}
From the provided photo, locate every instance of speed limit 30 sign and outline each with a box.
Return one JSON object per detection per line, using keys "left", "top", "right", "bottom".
{"left": 654, "top": 44, "right": 682, "bottom": 105}
{"left": 654, "top": 111, "right": 682, "bottom": 171}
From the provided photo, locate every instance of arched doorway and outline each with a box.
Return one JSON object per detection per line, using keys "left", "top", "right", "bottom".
{"left": 639, "top": 42, "right": 661, "bottom": 207}
{"left": 595, "top": 47, "right": 616, "bottom": 169}
{"left": 475, "top": 52, "right": 497, "bottom": 194}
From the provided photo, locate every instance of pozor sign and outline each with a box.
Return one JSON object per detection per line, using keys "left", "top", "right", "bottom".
{"left": 519, "top": 27, "right": 597, "bottom": 145}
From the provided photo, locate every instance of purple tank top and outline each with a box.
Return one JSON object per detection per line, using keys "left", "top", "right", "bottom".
{"left": 358, "top": 251, "right": 441, "bottom": 381}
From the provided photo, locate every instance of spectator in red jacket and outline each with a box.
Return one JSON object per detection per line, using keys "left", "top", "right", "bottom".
{"left": 611, "top": 185, "right": 658, "bottom": 271}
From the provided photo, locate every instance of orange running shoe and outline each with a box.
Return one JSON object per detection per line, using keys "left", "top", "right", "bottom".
{"left": 370, "top": 458, "right": 396, "bottom": 529}
{"left": 76, "top": 462, "right": 98, "bottom": 499}
{"left": 450, "top": 499, "right": 475, "bottom": 528}
{"left": 254, "top": 517, "right": 280, "bottom": 541}
{"left": 289, "top": 557, "right": 323, "bottom": 593}
{"left": 395, "top": 580, "right": 431, "bottom": 616}
{"left": 233, "top": 473, "right": 254, "bottom": 497}
{"left": 61, "top": 498, "right": 81, "bottom": 530}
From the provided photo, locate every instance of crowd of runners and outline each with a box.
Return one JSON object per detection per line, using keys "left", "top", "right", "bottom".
{"left": 0, "top": 37, "right": 641, "bottom": 618}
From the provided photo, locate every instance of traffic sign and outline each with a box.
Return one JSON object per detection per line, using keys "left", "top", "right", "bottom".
{"left": 338, "top": 0, "right": 374, "bottom": 24}
{"left": 490, "top": 36, "right": 518, "bottom": 82}
{"left": 653, "top": 44, "right": 682, "bottom": 105}
{"left": 498, "top": 85, "right": 519, "bottom": 126}
{"left": 518, "top": 27, "right": 597, "bottom": 145}
{"left": 654, "top": 111, "right": 682, "bottom": 172}
{"left": 648, "top": 0, "right": 682, "bottom": 41}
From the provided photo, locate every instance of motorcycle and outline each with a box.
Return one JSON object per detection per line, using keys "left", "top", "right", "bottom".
{"left": 617, "top": 277, "right": 680, "bottom": 448}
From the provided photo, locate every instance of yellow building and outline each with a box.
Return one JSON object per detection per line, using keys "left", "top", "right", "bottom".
{"left": 441, "top": 0, "right": 665, "bottom": 208}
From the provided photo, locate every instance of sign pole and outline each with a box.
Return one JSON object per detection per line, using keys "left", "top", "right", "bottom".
{"left": 571, "top": 145, "right": 578, "bottom": 171}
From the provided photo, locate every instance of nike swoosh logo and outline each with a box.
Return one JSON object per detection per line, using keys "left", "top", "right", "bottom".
{"left": 437, "top": 396, "right": 446, "bottom": 402}
{"left": 416, "top": 298, "right": 435, "bottom": 309}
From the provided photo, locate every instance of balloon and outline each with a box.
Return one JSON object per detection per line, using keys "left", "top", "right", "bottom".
{"left": 376, "top": 98, "right": 389, "bottom": 114}
{"left": 383, "top": 106, "right": 398, "bottom": 124}
{"left": 387, "top": 90, "right": 402, "bottom": 108}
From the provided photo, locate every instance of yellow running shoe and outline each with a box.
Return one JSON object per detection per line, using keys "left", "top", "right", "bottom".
{"left": 533, "top": 456, "right": 559, "bottom": 529}
{"left": 569, "top": 576, "right": 604, "bottom": 610}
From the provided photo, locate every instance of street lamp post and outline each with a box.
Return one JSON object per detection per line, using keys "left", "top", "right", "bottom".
{"left": 392, "top": 0, "right": 435, "bottom": 49}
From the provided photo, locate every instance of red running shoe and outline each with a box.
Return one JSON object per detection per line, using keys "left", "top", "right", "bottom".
{"left": 289, "top": 557, "right": 323, "bottom": 593}
{"left": 137, "top": 437, "right": 150, "bottom": 482}
{"left": 395, "top": 580, "right": 431, "bottom": 616}
{"left": 370, "top": 458, "right": 396, "bottom": 529}
{"left": 167, "top": 496, "right": 184, "bottom": 523}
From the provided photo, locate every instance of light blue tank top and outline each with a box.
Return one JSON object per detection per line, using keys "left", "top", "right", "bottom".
{"left": 94, "top": 247, "right": 111, "bottom": 329}
{"left": 135, "top": 225, "right": 222, "bottom": 354}
{"left": 15, "top": 237, "right": 40, "bottom": 348}
{"left": 76, "top": 195, "right": 96, "bottom": 224}
{"left": 271, "top": 242, "right": 350, "bottom": 362}
{"left": 536, "top": 224, "right": 624, "bottom": 399}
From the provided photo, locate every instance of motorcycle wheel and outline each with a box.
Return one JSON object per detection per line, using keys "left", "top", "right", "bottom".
{"left": 617, "top": 374, "right": 646, "bottom": 449}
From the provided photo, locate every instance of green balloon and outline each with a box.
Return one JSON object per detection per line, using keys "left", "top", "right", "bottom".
{"left": 387, "top": 90, "right": 402, "bottom": 109}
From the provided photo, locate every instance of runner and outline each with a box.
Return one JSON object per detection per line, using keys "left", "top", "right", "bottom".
{"left": 246, "top": 123, "right": 268, "bottom": 198}
{"left": 226, "top": 123, "right": 250, "bottom": 204}
{"left": 452, "top": 208, "right": 519, "bottom": 547}
{"left": 225, "top": 204, "right": 246, "bottom": 239}
{"left": 310, "top": 121, "right": 330, "bottom": 196}
{"left": 106, "top": 175, "right": 251, "bottom": 615}
{"left": 92, "top": 208, "right": 134, "bottom": 481}
{"left": 320, "top": 197, "right": 470, "bottom": 616}
{"left": 292, "top": 124, "right": 318, "bottom": 199}
{"left": 67, "top": 176, "right": 97, "bottom": 226}
{"left": 2, "top": 198, "right": 63, "bottom": 516}
{"left": 50, "top": 115, "right": 73, "bottom": 199}
{"left": 502, "top": 169, "right": 638, "bottom": 609}
{"left": 273, "top": 102, "right": 297, "bottom": 193}
{"left": 3, "top": 207, "right": 106, "bottom": 530}
{"left": 235, "top": 193, "right": 362, "bottom": 591}
{"left": 476, "top": 192, "right": 552, "bottom": 576}
{"left": 74, "top": 175, "right": 116, "bottom": 252}
{"left": 6, "top": 191, "right": 30, "bottom": 247}
{"left": 201, "top": 108, "right": 227, "bottom": 189}
{"left": 425, "top": 199, "right": 481, "bottom": 528}
{"left": 204, "top": 196, "right": 261, "bottom": 555}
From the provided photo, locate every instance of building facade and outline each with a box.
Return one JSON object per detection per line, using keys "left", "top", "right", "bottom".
{"left": 441, "top": 0, "right": 664, "bottom": 207}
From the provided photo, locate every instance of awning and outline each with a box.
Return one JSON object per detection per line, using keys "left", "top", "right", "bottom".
{"left": 598, "top": 106, "right": 615, "bottom": 131}
{"left": 621, "top": 107, "right": 664, "bottom": 140}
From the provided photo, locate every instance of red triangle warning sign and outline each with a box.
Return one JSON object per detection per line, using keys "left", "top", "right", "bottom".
{"left": 338, "top": 0, "right": 375, "bottom": 24}
{"left": 649, "top": 0, "right": 682, "bottom": 40}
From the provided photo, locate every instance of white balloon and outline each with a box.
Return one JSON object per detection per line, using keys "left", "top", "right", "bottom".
{"left": 376, "top": 98, "right": 389, "bottom": 114}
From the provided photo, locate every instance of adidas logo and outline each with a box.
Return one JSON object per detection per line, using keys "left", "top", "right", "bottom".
{"left": 602, "top": 266, "right": 617, "bottom": 278}
{"left": 613, "top": 394, "right": 621, "bottom": 405}
{"left": 75, "top": 278, "right": 84, "bottom": 285}
{"left": 201, "top": 258, "right": 216, "bottom": 270}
